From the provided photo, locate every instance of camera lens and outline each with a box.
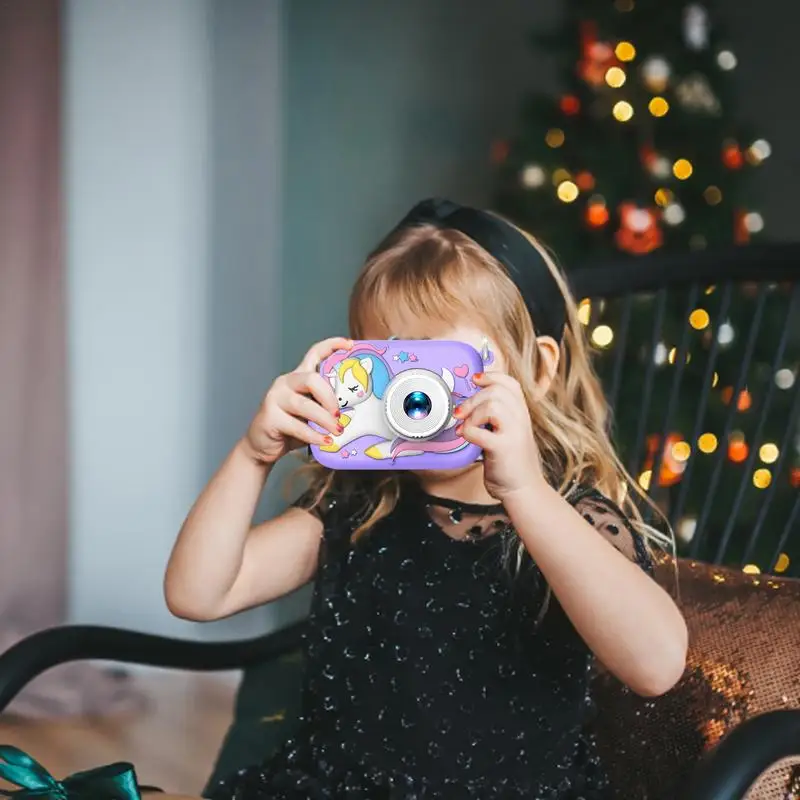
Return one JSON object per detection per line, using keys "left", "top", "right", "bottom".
{"left": 403, "top": 391, "right": 432, "bottom": 420}
{"left": 384, "top": 369, "right": 453, "bottom": 441}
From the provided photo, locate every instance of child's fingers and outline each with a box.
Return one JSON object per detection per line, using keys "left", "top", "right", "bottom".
{"left": 287, "top": 371, "right": 339, "bottom": 416}
{"left": 472, "top": 370, "right": 524, "bottom": 396}
{"left": 283, "top": 392, "right": 342, "bottom": 435}
{"left": 295, "top": 337, "right": 354, "bottom": 374}
{"left": 456, "top": 418, "right": 494, "bottom": 450}
{"left": 460, "top": 398, "right": 504, "bottom": 434}
{"left": 452, "top": 385, "right": 501, "bottom": 422}
{"left": 276, "top": 411, "right": 331, "bottom": 447}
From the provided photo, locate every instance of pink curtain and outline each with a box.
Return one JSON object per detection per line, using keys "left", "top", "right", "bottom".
{"left": 0, "top": 0, "right": 141, "bottom": 718}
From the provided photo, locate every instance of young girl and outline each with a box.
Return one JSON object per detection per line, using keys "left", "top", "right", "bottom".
{"left": 161, "top": 198, "right": 688, "bottom": 799}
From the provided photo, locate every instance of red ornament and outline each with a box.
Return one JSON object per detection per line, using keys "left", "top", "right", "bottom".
{"left": 490, "top": 140, "right": 510, "bottom": 164}
{"left": 734, "top": 209, "right": 750, "bottom": 244}
{"left": 615, "top": 203, "right": 663, "bottom": 254}
{"left": 560, "top": 95, "right": 581, "bottom": 115}
{"left": 586, "top": 202, "right": 610, "bottom": 228}
{"left": 577, "top": 21, "right": 619, "bottom": 86}
{"left": 791, "top": 467, "right": 800, "bottom": 488}
{"left": 575, "top": 171, "right": 595, "bottom": 191}
{"left": 722, "top": 143, "right": 744, "bottom": 170}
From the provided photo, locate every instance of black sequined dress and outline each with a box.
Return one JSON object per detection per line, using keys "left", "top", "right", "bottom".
{"left": 207, "top": 484, "right": 653, "bottom": 800}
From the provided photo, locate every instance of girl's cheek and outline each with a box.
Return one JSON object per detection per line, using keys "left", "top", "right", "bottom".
{"left": 357, "top": 390, "right": 365, "bottom": 398}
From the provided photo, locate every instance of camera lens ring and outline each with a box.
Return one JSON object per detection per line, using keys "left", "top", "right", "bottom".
{"left": 383, "top": 369, "right": 453, "bottom": 440}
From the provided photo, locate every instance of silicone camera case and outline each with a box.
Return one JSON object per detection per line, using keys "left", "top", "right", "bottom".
{"left": 310, "top": 340, "right": 485, "bottom": 470}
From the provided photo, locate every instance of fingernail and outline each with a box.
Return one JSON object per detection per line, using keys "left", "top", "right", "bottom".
{"left": 452, "top": 406, "right": 463, "bottom": 418}
{"left": 334, "top": 409, "right": 341, "bottom": 417}
{"left": 324, "top": 435, "right": 334, "bottom": 445}
{"left": 455, "top": 424, "right": 463, "bottom": 435}
{"left": 473, "top": 372, "right": 484, "bottom": 381}
{"left": 336, "top": 424, "right": 344, "bottom": 434}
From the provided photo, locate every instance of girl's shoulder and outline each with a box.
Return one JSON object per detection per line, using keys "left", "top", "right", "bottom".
{"left": 565, "top": 484, "right": 655, "bottom": 574}
{"left": 291, "top": 480, "right": 371, "bottom": 541}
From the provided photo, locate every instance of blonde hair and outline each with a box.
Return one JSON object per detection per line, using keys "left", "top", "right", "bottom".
{"left": 297, "top": 218, "right": 673, "bottom": 556}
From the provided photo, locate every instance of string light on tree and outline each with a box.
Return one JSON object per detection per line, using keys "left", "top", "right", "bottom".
{"left": 717, "top": 321, "right": 735, "bottom": 346}
{"left": 722, "top": 141, "right": 744, "bottom": 169}
{"left": 673, "top": 158, "right": 694, "bottom": 180}
{"left": 743, "top": 212, "right": 765, "bottom": 233}
{"left": 698, "top": 433, "right": 718, "bottom": 454}
{"left": 615, "top": 41, "right": 636, "bottom": 61}
{"left": 704, "top": 185, "right": 723, "bottom": 205}
{"left": 742, "top": 564, "right": 761, "bottom": 575}
{"left": 577, "top": 299, "right": 592, "bottom": 326}
{"left": 557, "top": 180, "right": 580, "bottom": 203}
{"left": 683, "top": 4, "right": 709, "bottom": 50}
{"left": 605, "top": 66, "right": 627, "bottom": 88}
{"left": 753, "top": 468, "right": 772, "bottom": 489}
{"left": 648, "top": 97, "right": 670, "bottom": 117}
{"left": 591, "top": 324, "right": 614, "bottom": 348}
{"left": 775, "top": 554, "right": 791, "bottom": 573}
{"left": 677, "top": 516, "right": 697, "bottom": 543}
{"left": 728, "top": 432, "right": 748, "bottom": 463}
{"left": 613, "top": 101, "right": 634, "bottom": 122}
{"left": 775, "top": 368, "right": 796, "bottom": 390}
{"left": 717, "top": 50, "right": 737, "bottom": 70}
{"left": 546, "top": 128, "right": 565, "bottom": 148}
{"left": 689, "top": 308, "right": 710, "bottom": 330}
{"left": 521, "top": 164, "right": 546, "bottom": 188}
{"left": 663, "top": 203, "right": 686, "bottom": 226}
{"left": 586, "top": 197, "right": 610, "bottom": 227}
{"left": 668, "top": 346, "right": 691, "bottom": 365}
{"left": 671, "top": 440, "right": 692, "bottom": 463}
{"left": 653, "top": 342, "right": 668, "bottom": 366}
{"left": 759, "top": 443, "right": 779, "bottom": 464}
{"left": 654, "top": 188, "right": 672, "bottom": 207}
{"left": 746, "top": 139, "right": 772, "bottom": 164}
{"left": 641, "top": 56, "right": 671, "bottom": 92}
{"left": 560, "top": 95, "right": 581, "bottom": 115}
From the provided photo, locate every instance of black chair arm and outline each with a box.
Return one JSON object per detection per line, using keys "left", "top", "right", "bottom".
{"left": 685, "top": 709, "right": 800, "bottom": 800}
{"left": 0, "top": 621, "right": 308, "bottom": 714}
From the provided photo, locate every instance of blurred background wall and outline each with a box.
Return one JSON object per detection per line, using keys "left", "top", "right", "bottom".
{"left": 61, "top": 0, "right": 799, "bottom": 639}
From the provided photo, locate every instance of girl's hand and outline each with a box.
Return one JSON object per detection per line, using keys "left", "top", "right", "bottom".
{"left": 241, "top": 336, "right": 353, "bottom": 464}
{"left": 453, "top": 372, "right": 546, "bottom": 501}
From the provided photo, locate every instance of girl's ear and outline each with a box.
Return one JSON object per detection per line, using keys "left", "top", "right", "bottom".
{"left": 535, "top": 336, "right": 560, "bottom": 394}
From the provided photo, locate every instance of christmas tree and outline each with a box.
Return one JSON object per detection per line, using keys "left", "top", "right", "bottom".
{"left": 494, "top": 0, "right": 799, "bottom": 574}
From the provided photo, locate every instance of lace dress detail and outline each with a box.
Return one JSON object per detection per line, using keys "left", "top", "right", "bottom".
{"left": 207, "top": 484, "right": 655, "bottom": 800}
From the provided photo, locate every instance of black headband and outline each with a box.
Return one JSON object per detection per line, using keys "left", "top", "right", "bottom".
{"left": 393, "top": 198, "right": 566, "bottom": 341}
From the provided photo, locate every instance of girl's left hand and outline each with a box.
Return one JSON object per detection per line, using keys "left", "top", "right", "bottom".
{"left": 453, "top": 372, "right": 546, "bottom": 501}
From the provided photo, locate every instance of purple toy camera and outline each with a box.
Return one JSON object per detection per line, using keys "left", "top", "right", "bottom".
{"left": 310, "top": 340, "right": 485, "bottom": 470}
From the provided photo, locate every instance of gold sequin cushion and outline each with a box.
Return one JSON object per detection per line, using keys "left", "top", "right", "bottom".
{"left": 591, "top": 558, "right": 800, "bottom": 800}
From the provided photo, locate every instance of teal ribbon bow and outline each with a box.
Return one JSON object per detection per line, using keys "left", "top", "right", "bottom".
{"left": 0, "top": 745, "right": 141, "bottom": 799}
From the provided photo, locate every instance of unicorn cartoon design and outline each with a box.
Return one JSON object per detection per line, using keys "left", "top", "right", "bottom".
{"left": 318, "top": 346, "right": 468, "bottom": 461}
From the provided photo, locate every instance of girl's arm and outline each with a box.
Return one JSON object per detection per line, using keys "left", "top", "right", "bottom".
{"left": 503, "top": 482, "right": 688, "bottom": 697}
{"left": 164, "top": 439, "right": 323, "bottom": 621}
{"left": 456, "top": 370, "right": 688, "bottom": 698}
{"left": 164, "top": 336, "right": 350, "bottom": 622}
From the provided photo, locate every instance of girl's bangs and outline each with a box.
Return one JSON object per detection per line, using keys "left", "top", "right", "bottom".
{"left": 351, "top": 243, "right": 499, "bottom": 338}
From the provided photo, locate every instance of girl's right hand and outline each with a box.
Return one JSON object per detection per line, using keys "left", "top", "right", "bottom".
{"left": 242, "top": 336, "right": 353, "bottom": 464}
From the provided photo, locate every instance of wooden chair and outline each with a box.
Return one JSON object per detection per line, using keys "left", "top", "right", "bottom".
{"left": 1, "top": 244, "right": 798, "bottom": 799}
